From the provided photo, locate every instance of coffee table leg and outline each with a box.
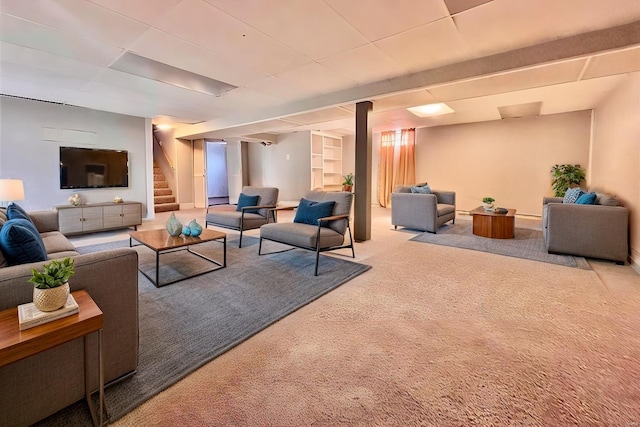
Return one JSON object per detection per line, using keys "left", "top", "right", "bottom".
{"left": 155, "top": 250, "right": 160, "bottom": 287}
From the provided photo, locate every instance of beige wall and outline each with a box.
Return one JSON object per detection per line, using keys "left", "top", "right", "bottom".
{"left": 591, "top": 72, "right": 640, "bottom": 265}
{"left": 413, "top": 111, "right": 592, "bottom": 215}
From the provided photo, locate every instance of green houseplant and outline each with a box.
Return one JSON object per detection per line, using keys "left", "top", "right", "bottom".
{"left": 482, "top": 197, "right": 495, "bottom": 210}
{"left": 342, "top": 173, "right": 354, "bottom": 192}
{"left": 551, "top": 164, "right": 585, "bottom": 197}
{"left": 29, "top": 257, "right": 75, "bottom": 311}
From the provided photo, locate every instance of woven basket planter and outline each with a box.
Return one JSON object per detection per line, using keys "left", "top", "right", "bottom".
{"left": 33, "top": 282, "right": 70, "bottom": 312}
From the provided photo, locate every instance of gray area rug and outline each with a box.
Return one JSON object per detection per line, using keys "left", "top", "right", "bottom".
{"left": 36, "top": 237, "right": 370, "bottom": 425}
{"left": 410, "top": 222, "right": 591, "bottom": 269}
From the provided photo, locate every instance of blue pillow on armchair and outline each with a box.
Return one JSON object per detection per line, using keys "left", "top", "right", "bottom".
{"left": 563, "top": 187, "right": 583, "bottom": 204}
{"left": 293, "top": 198, "right": 335, "bottom": 226}
{"left": 236, "top": 193, "right": 260, "bottom": 213}
{"left": 410, "top": 184, "right": 433, "bottom": 194}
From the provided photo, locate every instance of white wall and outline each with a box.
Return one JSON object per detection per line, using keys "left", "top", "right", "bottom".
{"left": 0, "top": 96, "right": 149, "bottom": 214}
{"left": 413, "top": 111, "right": 592, "bottom": 215}
{"left": 591, "top": 72, "right": 640, "bottom": 265}
{"left": 264, "top": 132, "right": 311, "bottom": 201}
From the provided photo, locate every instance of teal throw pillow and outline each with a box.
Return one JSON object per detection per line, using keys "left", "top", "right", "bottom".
{"left": 6, "top": 203, "right": 34, "bottom": 225}
{"left": 575, "top": 192, "right": 597, "bottom": 205}
{"left": 563, "top": 187, "right": 583, "bottom": 204}
{"left": 236, "top": 193, "right": 260, "bottom": 213}
{"left": 0, "top": 218, "right": 47, "bottom": 265}
{"left": 294, "top": 198, "right": 336, "bottom": 226}
{"left": 410, "top": 184, "right": 433, "bottom": 194}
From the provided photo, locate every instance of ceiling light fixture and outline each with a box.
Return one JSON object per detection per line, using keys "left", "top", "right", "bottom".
{"left": 407, "top": 103, "right": 455, "bottom": 117}
{"left": 155, "top": 124, "right": 173, "bottom": 131}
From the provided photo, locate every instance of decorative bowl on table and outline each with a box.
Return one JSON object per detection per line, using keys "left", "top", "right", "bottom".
{"left": 494, "top": 207, "right": 508, "bottom": 214}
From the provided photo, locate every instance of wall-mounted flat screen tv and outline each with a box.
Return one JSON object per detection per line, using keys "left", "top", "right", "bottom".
{"left": 60, "top": 146, "right": 129, "bottom": 189}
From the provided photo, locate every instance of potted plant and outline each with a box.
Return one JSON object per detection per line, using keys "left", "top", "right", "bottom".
{"left": 29, "top": 257, "right": 75, "bottom": 312}
{"left": 482, "top": 197, "right": 495, "bottom": 211}
{"left": 551, "top": 164, "right": 585, "bottom": 197}
{"left": 342, "top": 173, "right": 354, "bottom": 192}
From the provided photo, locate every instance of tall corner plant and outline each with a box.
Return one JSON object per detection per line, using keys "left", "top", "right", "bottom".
{"left": 550, "top": 164, "right": 586, "bottom": 197}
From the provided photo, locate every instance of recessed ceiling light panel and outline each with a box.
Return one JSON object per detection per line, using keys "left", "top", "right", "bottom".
{"left": 111, "top": 53, "right": 237, "bottom": 96}
{"left": 407, "top": 103, "right": 455, "bottom": 117}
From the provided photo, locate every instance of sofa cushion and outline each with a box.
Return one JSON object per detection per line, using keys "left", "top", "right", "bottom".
{"left": 563, "top": 187, "right": 582, "bottom": 204}
{"left": 40, "top": 231, "right": 77, "bottom": 255}
{"left": 596, "top": 193, "right": 618, "bottom": 206}
{"left": 575, "top": 192, "right": 597, "bottom": 205}
{"left": 236, "top": 193, "right": 260, "bottom": 213}
{"left": 294, "top": 198, "right": 335, "bottom": 226}
{"left": 0, "top": 218, "right": 47, "bottom": 265}
{"left": 410, "top": 184, "right": 433, "bottom": 194}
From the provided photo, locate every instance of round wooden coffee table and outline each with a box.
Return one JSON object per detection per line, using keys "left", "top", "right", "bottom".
{"left": 470, "top": 206, "right": 516, "bottom": 239}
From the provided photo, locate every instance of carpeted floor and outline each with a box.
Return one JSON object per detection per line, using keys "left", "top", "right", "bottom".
{"left": 113, "top": 230, "right": 640, "bottom": 426}
{"left": 410, "top": 221, "right": 590, "bottom": 269}
{"left": 37, "top": 237, "right": 370, "bottom": 425}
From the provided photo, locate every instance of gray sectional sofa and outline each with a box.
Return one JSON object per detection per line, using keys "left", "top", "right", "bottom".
{"left": 542, "top": 196, "right": 629, "bottom": 264}
{"left": 0, "top": 209, "right": 139, "bottom": 426}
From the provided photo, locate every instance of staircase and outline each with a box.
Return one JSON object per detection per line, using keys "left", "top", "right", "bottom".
{"left": 153, "top": 164, "right": 179, "bottom": 213}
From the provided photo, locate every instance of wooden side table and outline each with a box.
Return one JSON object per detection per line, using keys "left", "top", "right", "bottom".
{"left": 0, "top": 290, "right": 105, "bottom": 426}
{"left": 470, "top": 206, "right": 517, "bottom": 239}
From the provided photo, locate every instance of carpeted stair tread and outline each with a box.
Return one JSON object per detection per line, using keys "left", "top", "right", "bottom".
{"left": 154, "top": 180, "right": 169, "bottom": 189}
{"left": 154, "top": 188, "right": 172, "bottom": 196}
{"left": 155, "top": 202, "right": 179, "bottom": 213}
{"left": 154, "top": 195, "right": 176, "bottom": 204}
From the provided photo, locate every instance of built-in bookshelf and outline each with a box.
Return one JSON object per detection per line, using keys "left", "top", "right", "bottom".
{"left": 310, "top": 131, "right": 342, "bottom": 191}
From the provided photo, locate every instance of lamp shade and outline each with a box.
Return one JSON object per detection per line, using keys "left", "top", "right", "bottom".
{"left": 0, "top": 179, "right": 25, "bottom": 202}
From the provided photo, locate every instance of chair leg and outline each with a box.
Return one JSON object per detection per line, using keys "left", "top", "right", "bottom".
{"left": 258, "top": 237, "right": 263, "bottom": 255}
{"left": 347, "top": 222, "right": 355, "bottom": 259}
{"left": 314, "top": 225, "right": 322, "bottom": 276}
{"left": 239, "top": 229, "right": 243, "bottom": 248}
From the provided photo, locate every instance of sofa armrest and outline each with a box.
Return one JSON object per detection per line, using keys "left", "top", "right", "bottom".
{"left": 543, "top": 197, "right": 563, "bottom": 205}
{"left": 28, "top": 210, "right": 59, "bottom": 233}
{"left": 433, "top": 190, "right": 455, "bottom": 206}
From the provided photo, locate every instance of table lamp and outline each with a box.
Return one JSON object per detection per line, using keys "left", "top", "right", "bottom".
{"left": 0, "top": 179, "right": 25, "bottom": 207}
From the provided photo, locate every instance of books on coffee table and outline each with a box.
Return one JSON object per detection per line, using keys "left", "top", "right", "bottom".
{"left": 18, "top": 294, "right": 79, "bottom": 330}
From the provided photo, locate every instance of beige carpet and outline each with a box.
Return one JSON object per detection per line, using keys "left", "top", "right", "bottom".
{"left": 112, "top": 216, "right": 640, "bottom": 426}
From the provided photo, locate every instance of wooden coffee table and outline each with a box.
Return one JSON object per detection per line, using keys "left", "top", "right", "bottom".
{"left": 129, "top": 228, "right": 226, "bottom": 287}
{"left": 470, "top": 206, "right": 516, "bottom": 239}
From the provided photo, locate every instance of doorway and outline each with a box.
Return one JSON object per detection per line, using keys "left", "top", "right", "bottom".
{"left": 206, "top": 141, "right": 229, "bottom": 206}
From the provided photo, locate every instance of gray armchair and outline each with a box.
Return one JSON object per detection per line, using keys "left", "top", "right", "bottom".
{"left": 258, "top": 190, "right": 355, "bottom": 276}
{"left": 391, "top": 185, "right": 456, "bottom": 233}
{"left": 205, "top": 186, "right": 279, "bottom": 248}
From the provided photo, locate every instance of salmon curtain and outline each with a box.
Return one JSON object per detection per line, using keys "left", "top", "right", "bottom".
{"left": 377, "top": 129, "right": 416, "bottom": 208}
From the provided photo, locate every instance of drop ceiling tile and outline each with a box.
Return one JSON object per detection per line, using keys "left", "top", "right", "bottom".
{"left": 325, "top": 0, "right": 448, "bottom": 41}
{"left": 284, "top": 107, "right": 353, "bottom": 125}
{"left": 0, "top": 61, "right": 90, "bottom": 90}
{"left": 1, "top": 0, "right": 150, "bottom": 47}
{"left": 276, "top": 63, "right": 359, "bottom": 96}
{"left": 374, "top": 18, "right": 472, "bottom": 72}
{"left": 427, "top": 59, "right": 587, "bottom": 101}
{"left": 453, "top": 0, "right": 640, "bottom": 58}
{"left": 319, "top": 44, "right": 409, "bottom": 85}
{"left": 210, "top": 87, "right": 289, "bottom": 111}
{"left": 155, "top": 0, "right": 311, "bottom": 76}
{"left": 372, "top": 90, "right": 439, "bottom": 112}
{"left": 128, "top": 28, "right": 268, "bottom": 87}
{"left": 87, "top": 0, "right": 183, "bottom": 26}
{"left": 0, "top": 42, "right": 103, "bottom": 80}
{"left": 582, "top": 47, "right": 640, "bottom": 80}
{"left": 204, "top": 0, "right": 369, "bottom": 59}
{"left": 0, "top": 14, "right": 123, "bottom": 66}
{"left": 245, "top": 76, "right": 319, "bottom": 101}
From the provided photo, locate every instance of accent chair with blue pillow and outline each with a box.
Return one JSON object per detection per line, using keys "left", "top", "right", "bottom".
{"left": 205, "top": 186, "right": 279, "bottom": 248}
{"left": 391, "top": 184, "right": 456, "bottom": 233}
{"left": 259, "top": 190, "right": 354, "bottom": 276}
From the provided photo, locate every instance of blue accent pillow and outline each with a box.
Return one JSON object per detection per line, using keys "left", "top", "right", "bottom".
{"left": 6, "top": 203, "right": 34, "bottom": 225}
{"left": 410, "top": 184, "right": 433, "bottom": 194}
{"left": 294, "top": 198, "right": 336, "bottom": 226}
{"left": 236, "top": 193, "right": 260, "bottom": 213}
{"left": 575, "top": 192, "right": 597, "bottom": 205}
{"left": 563, "top": 187, "right": 583, "bottom": 204}
{"left": 0, "top": 218, "right": 47, "bottom": 266}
